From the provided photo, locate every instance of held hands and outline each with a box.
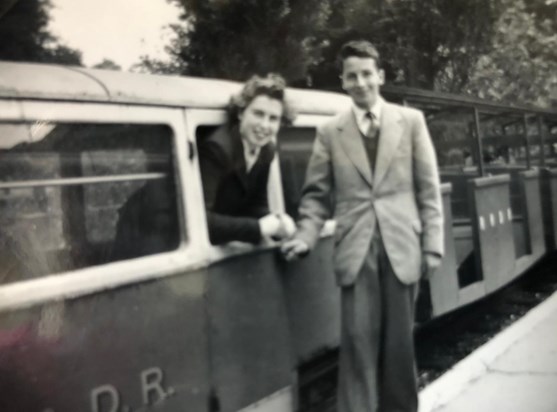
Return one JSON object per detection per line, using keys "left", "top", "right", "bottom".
{"left": 258, "top": 213, "right": 296, "bottom": 242}
{"left": 259, "top": 213, "right": 309, "bottom": 260}
{"left": 422, "top": 252, "right": 442, "bottom": 279}
{"left": 277, "top": 213, "right": 296, "bottom": 239}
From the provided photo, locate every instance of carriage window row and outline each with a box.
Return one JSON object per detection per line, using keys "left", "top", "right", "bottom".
{"left": 427, "top": 111, "right": 557, "bottom": 171}
{"left": 0, "top": 121, "right": 318, "bottom": 286}
{"left": 0, "top": 122, "right": 179, "bottom": 285}
{"left": 2, "top": 116, "right": 554, "bottom": 285}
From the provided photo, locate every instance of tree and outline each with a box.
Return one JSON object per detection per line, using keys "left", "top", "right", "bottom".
{"left": 130, "top": 54, "right": 183, "bottom": 75}
{"left": 133, "top": 0, "right": 556, "bottom": 108}
{"left": 310, "top": 0, "right": 500, "bottom": 91}
{"left": 41, "top": 44, "right": 82, "bottom": 65}
{"left": 465, "top": 0, "right": 557, "bottom": 107}
{"left": 164, "top": 0, "right": 332, "bottom": 83}
{"left": 524, "top": 0, "right": 557, "bottom": 33}
{"left": 92, "top": 59, "right": 122, "bottom": 71}
{"left": 0, "top": 0, "right": 82, "bottom": 65}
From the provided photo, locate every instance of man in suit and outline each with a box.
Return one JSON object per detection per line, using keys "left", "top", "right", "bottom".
{"left": 282, "top": 41, "right": 444, "bottom": 412}
{"left": 199, "top": 74, "right": 296, "bottom": 245}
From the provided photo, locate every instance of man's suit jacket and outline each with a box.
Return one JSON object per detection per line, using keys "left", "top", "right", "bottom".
{"left": 199, "top": 125, "right": 275, "bottom": 244}
{"left": 296, "top": 101, "right": 444, "bottom": 286}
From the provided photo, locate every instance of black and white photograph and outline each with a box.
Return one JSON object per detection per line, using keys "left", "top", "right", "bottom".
{"left": 0, "top": 1, "right": 556, "bottom": 411}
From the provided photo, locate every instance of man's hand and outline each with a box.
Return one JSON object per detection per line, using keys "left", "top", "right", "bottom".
{"left": 422, "top": 252, "right": 442, "bottom": 279}
{"left": 281, "top": 238, "right": 310, "bottom": 261}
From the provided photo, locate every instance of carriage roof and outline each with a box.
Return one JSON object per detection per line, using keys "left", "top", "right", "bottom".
{"left": 0, "top": 61, "right": 351, "bottom": 116}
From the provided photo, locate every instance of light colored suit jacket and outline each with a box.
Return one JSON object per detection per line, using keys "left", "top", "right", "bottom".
{"left": 295, "top": 101, "right": 444, "bottom": 286}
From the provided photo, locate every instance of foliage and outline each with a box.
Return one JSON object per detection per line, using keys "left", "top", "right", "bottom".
{"left": 464, "top": 0, "right": 557, "bottom": 107}
{"left": 0, "top": 0, "right": 81, "bottom": 65}
{"left": 41, "top": 44, "right": 82, "bottom": 65}
{"left": 143, "top": 0, "right": 555, "bottom": 108}
{"left": 130, "top": 53, "right": 184, "bottom": 75}
{"left": 310, "top": 0, "right": 500, "bottom": 91}
{"left": 3, "top": 0, "right": 553, "bottom": 108}
{"left": 92, "top": 59, "right": 122, "bottom": 71}
{"left": 163, "top": 0, "right": 332, "bottom": 83}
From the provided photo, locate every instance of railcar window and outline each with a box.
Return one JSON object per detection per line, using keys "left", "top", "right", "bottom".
{"left": 479, "top": 115, "right": 536, "bottom": 220}
{"left": 277, "top": 127, "right": 317, "bottom": 218}
{"left": 479, "top": 114, "right": 532, "bottom": 171}
{"left": 426, "top": 110, "right": 478, "bottom": 171}
{"left": 541, "top": 122, "right": 557, "bottom": 167}
{"left": 0, "top": 122, "right": 179, "bottom": 285}
{"left": 426, "top": 110, "right": 479, "bottom": 221}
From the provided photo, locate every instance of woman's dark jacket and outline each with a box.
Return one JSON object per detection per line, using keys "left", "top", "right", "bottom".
{"left": 198, "top": 125, "right": 275, "bottom": 244}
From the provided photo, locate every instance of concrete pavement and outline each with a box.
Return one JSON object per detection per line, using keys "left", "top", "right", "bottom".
{"left": 419, "top": 290, "right": 557, "bottom": 412}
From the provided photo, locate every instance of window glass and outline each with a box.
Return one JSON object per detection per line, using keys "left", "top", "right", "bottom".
{"left": 480, "top": 114, "right": 529, "bottom": 172}
{"left": 540, "top": 121, "right": 557, "bottom": 167}
{"left": 479, "top": 115, "right": 532, "bottom": 217}
{"left": 426, "top": 110, "right": 478, "bottom": 221}
{"left": 426, "top": 110, "right": 477, "bottom": 171}
{"left": 277, "top": 127, "right": 317, "bottom": 218}
{"left": 0, "top": 122, "right": 179, "bottom": 285}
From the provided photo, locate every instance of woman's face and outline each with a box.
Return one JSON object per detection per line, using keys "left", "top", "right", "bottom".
{"left": 238, "top": 94, "right": 283, "bottom": 150}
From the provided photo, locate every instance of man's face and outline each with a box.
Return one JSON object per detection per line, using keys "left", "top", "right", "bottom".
{"left": 239, "top": 95, "right": 283, "bottom": 150}
{"left": 341, "top": 56, "right": 385, "bottom": 109}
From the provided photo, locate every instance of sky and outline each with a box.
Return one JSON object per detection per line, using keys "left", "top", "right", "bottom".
{"left": 48, "top": 0, "right": 182, "bottom": 70}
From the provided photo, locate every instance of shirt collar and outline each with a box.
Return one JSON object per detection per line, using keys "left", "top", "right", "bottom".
{"left": 351, "top": 96, "right": 384, "bottom": 123}
{"left": 241, "top": 139, "right": 261, "bottom": 171}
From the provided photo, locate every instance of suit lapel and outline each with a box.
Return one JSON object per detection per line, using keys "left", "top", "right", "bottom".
{"left": 373, "top": 103, "right": 403, "bottom": 188}
{"left": 337, "top": 110, "right": 373, "bottom": 187}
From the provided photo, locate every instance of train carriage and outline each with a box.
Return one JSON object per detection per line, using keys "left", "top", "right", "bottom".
{"left": 0, "top": 61, "right": 556, "bottom": 412}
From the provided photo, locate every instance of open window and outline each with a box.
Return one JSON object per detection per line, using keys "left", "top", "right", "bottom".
{"left": 195, "top": 122, "right": 274, "bottom": 246}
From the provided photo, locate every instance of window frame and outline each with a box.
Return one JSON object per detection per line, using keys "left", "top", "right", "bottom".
{"left": 0, "top": 99, "right": 206, "bottom": 311}
{"left": 185, "top": 109, "right": 336, "bottom": 265}
{"left": 185, "top": 108, "right": 285, "bottom": 262}
{"left": 278, "top": 114, "right": 336, "bottom": 239}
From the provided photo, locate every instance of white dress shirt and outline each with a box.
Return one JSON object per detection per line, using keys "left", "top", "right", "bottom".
{"left": 352, "top": 97, "right": 384, "bottom": 136}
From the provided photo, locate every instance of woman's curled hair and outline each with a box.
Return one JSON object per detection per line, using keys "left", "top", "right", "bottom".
{"left": 228, "top": 73, "right": 296, "bottom": 126}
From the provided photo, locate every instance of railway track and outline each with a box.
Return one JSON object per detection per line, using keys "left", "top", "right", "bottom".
{"left": 298, "top": 253, "right": 557, "bottom": 411}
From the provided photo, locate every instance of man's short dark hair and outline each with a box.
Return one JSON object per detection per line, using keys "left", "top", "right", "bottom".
{"left": 337, "top": 40, "right": 381, "bottom": 71}
{"left": 228, "top": 73, "right": 296, "bottom": 127}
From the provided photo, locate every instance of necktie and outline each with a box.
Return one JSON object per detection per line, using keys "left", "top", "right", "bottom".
{"left": 362, "top": 112, "right": 380, "bottom": 174}
{"left": 365, "top": 111, "right": 380, "bottom": 139}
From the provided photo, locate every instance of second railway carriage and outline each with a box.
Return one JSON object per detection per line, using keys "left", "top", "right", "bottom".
{"left": 0, "top": 62, "right": 556, "bottom": 412}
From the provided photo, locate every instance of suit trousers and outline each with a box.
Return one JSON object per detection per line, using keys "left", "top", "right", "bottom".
{"left": 337, "top": 228, "right": 419, "bottom": 412}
